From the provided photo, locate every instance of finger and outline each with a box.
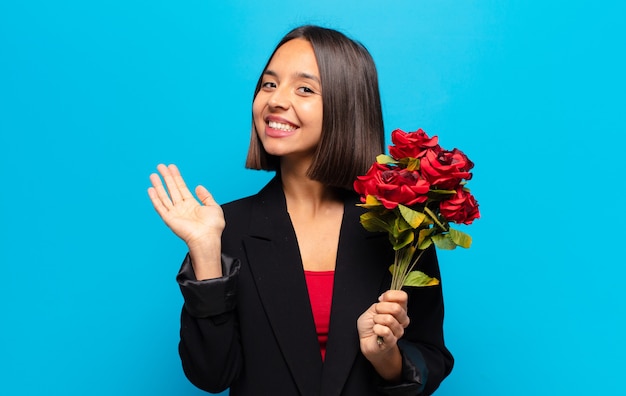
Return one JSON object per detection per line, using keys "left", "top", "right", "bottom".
{"left": 374, "top": 313, "right": 405, "bottom": 338}
{"left": 375, "top": 301, "right": 404, "bottom": 316}
{"left": 157, "top": 164, "right": 184, "bottom": 204}
{"left": 149, "top": 172, "right": 174, "bottom": 210}
{"left": 196, "top": 185, "right": 216, "bottom": 206}
{"left": 375, "top": 302, "right": 410, "bottom": 328}
{"left": 379, "top": 292, "right": 408, "bottom": 314}
{"left": 168, "top": 164, "right": 195, "bottom": 201}
{"left": 372, "top": 324, "right": 397, "bottom": 346}
{"left": 147, "top": 186, "right": 171, "bottom": 218}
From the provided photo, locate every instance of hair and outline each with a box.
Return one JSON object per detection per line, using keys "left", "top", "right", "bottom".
{"left": 245, "top": 25, "right": 385, "bottom": 190}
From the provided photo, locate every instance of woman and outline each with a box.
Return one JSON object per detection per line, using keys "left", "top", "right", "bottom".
{"left": 148, "top": 25, "right": 453, "bottom": 395}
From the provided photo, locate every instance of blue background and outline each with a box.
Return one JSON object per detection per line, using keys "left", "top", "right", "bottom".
{"left": 1, "top": 1, "right": 624, "bottom": 395}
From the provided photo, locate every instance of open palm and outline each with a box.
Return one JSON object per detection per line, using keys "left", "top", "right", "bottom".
{"left": 148, "top": 164, "right": 225, "bottom": 247}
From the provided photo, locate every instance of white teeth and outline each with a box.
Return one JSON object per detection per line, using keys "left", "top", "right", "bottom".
{"left": 268, "top": 121, "right": 296, "bottom": 131}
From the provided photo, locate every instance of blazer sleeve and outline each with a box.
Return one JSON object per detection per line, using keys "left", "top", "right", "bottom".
{"left": 175, "top": 253, "right": 243, "bottom": 393}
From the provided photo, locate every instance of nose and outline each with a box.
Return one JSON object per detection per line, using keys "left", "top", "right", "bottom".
{"left": 267, "top": 85, "right": 290, "bottom": 110}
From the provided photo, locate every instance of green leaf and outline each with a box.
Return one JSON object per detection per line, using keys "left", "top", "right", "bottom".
{"left": 394, "top": 214, "right": 413, "bottom": 233}
{"left": 390, "top": 229, "right": 414, "bottom": 250}
{"left": 403, "top": 270, "right": 440, "bottom": 287}
{"left": 418, "top": 238, "right": 433, "bottom": 250}
{"left": 449, "top": 228, "right": 472, "bottom": 248}
{"left": 417, "top": 228, "right": 435, "bottom": 250}
{"left": 424, "top": 206, "right": 448, "bottom": 231}
{"left": 360, "top": 212, "right": 393, "bottom": 233}
{"left": 405, "top": 157, "right": 420, "bottom": 171}
{"left": 389, "top": 215, "right": 416, "bottom": 250}
{"left": 398, "top": 204, "right": 427, "bottom": 229}
{"left": 356, "top": 195, "right": 385, "bottom": 209}
{"left": 432, "top": 233, "right": 457, "bottom": 250}
{"left": 376, "top": 154, "right": 397, "bottom": 165}
{"left": 429, "top": 189, "right": 457, "bottom": 195}
{"left": 427, "top": 189, "right": 457, "bottom": 200}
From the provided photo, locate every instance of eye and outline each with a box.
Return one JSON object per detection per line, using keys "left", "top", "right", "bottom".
{"left": 297, "top": 86, "right": 316, "bottom": 95}
{"left": 261, "top": 81, "right": 276, "bottom": 90}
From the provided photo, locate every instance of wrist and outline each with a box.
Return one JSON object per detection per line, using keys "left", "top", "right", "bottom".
{"left": 368, "top": 344, "right": 403, "bottom": 383}
{"left": 187, "top": 236, "right": 223, "bottom": 280}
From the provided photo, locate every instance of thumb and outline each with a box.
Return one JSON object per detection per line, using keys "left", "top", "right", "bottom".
{"left": 195, "top": 185, "right": 215, "bottom": 206}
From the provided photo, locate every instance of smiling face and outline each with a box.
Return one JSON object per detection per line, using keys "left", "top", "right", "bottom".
{"left": 252, "top": 38, "right": 323, "bottom": 169}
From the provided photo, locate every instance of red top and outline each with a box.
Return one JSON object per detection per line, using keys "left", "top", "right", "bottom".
{"left": 304, "top": 270, "right": 335, "bottom": 361}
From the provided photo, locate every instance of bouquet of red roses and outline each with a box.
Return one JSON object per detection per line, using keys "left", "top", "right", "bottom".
{"left": 354, "top": 128, "right": 480, "bottom": 289}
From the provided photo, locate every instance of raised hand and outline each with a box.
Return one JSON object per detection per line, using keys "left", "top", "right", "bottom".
{"left": 148, "top": 164, "right": 225, "bottom": 279}
{"left": 357, "top": 290, "right": 410, "bottom": 381}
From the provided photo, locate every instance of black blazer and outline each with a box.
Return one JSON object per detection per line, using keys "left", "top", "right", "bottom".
{"left": 177, "top": 176, "right": 453, "bottom": 395}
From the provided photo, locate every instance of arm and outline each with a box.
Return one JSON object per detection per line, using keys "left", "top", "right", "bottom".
{"left": 176, "top": 254, "right": 243, "bottom": 393}
{"left": 147, "top": 163, "right": 224, "bottom": 280}
{"left": 148, "top": 164, "right": 244, "bottom": 390}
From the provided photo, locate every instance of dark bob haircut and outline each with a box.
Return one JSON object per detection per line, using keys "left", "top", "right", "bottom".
{"left": 245, "top": 25, "right": 385, "bottom": 190}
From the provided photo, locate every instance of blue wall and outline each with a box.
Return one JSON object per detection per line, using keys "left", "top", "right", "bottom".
{"left": 1, "top": 1, "right": 624, "bottom": 395}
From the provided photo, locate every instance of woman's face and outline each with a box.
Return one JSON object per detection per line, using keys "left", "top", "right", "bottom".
{"left": 253, "top": 38, "right": 323, "bottom": 167}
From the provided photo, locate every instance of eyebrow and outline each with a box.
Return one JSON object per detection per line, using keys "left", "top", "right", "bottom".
{"left": 264, "top": 69, "right": 321, "bottom": 85}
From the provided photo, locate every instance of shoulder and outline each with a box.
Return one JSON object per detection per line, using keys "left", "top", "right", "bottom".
{"left": 221, "top": 193, "right": 260, "bottom": 234}
{"left": 221, "top": 174, "right": 282, "bottom": 230}
{"left": 222, "top": 176, "right": 279, "bottom": 215}
{"left": 222, "top": 194, "right": 255, "bottom": 215}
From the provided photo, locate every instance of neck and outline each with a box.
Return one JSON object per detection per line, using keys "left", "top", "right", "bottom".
{"left": 279, "top": 161, "right": 342, "bottom": 214}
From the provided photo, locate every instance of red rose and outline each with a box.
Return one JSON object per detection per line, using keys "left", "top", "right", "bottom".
{"left": 389, "top": 128, "right": 440, "bottom": 159}
{"left": 419, "top": 148, "right": 474, "bottom": 190}
{"left": 354, "top": 162, "right": 390, "bottom": 201}
{"left": 354, "top": 163, "right": 430, "bottom": 209}
{"left": 440, "top": 187, "right": 480, "bottom": 225}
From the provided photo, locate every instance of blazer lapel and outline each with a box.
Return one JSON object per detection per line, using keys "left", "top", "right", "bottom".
{"left": 242, "top": 177, "right": 323, "bottom": 396}
{"left": 320, "top": 193, "right": 391, "bottom": 395}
